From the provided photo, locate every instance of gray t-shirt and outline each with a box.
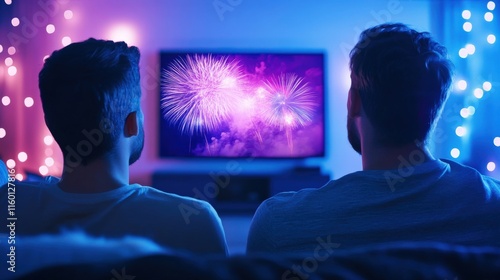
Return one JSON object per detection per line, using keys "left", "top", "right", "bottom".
{"left": 0, "top": 182, "right": 228, "bottom": 255}
{"left": 247, "top": 159, "right": 500, "bottom": 253}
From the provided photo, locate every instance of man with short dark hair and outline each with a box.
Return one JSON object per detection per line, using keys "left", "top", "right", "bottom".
{"left": 0, "top": 38, "right": 227, "bottom": 255}
{"left": 247, "top": 23, "right": 500, "bottom": 253}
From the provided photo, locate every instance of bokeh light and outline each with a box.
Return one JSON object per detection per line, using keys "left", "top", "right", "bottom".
{"left": 487, "top": 162, "right": 496, "bottom": 172}
{"left": 5, "top": 57, "right": 13, "bottom": 66}
{"left": 450, "top": 148, "right": 460, "bottom": 158}
{"left": 7, "top": 46, "right": 15, "bottom": 55}
{"left": 15, "top": 174, "right": 23, "bottom": 181}
{"left": 0, "top": 128, "right": 6, "bottom": 138}
{"left": 462, "top": 10, "right": 471, "bottom": 19}
{"left": 485, "top": 12, "right": 494, "bottom": 22}
{"left": 18, "top": 152, "right": 27, "bottom": 162}
{"left": 62, "top": 36, "right": 72, "bottom": 46}
{"left": 474, "top": 88, "right": 484, "bottom": 99}
{"left": 2, "top": 96, "right": 10, "bottom": 106}
{"left": 5, "top": 0, "right": 12, "bottom": 5}
{"left": 46, "top": 24, "right": 55, "bottom": 34}
{"left": 44, "top": 135, "right": 54, "bottom": 145}
{"left": 455, "top": 126, "right": 466, "bottom": 137}
{"left": 39, "top": 165, "right": 49, "bottom": 176}
{"left": 6, "top": 159, "right": 15, "bottom": 169}
{"left": 465, "top": 43, "right": 475, "bottom": 55}
{"left": 64, "top": 10, "right": 73, "bottom": 19}
{"left": 494, "top": 137, "right": 500, "bottom": 147}
{"left": 11, "top": 17, "right": 19, "bottom": 27}
{"left": 24, "top": 97, "right": 34, "bottom": 107}
{"left": 463, "top": 22, "right": 472, "bottom": 32}
{"left": 7, "top": 66, "right": 17, "bottom": 76}
{"left": 458, "top": 48, "right": 468, "bottom": 58}
{"left": 483, "top": 81, "right": 492, "bottom": 91}
{"left": 487, "top": 1, "right": 496, "bottom": 10}
{"left": 487, "top": 34, "right": 496, "bottom": 44}
{"left": 45, "top": 157, "right": 55, "bottom": 167}
{"left": 456, "top": 79, "right": 467, "bottom": 90}
{"left": 467, "top": 106, "right": 475, "bottom": 115}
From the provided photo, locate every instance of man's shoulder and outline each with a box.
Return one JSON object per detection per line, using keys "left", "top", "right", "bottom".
{"left": 134, "top": 185, "right": 215, "bottom": 211}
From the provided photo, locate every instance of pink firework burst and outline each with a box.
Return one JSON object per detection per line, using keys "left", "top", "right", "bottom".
{"left": 161, "top": 54, "right": 245, "bottom": 135}
{"left": 261, "top": 73, "right": 317, "bottom": 130}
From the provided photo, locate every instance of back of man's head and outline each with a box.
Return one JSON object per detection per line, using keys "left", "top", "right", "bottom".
{"left": 349, "top": 23, "right": 453, "bottom": 146}
{"left": 39, "top": 38, "right": 141, "bottom": 165}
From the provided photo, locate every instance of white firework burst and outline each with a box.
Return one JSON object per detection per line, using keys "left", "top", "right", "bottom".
{"left": 161, "top": 54, "right": 245, "bottom": 135}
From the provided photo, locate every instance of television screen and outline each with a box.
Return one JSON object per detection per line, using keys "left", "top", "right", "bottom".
{"left": 159, "top": 51, "right": 325, "bottom": 158}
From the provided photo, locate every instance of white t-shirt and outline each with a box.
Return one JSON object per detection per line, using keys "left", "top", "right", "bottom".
{"left": 247, "top": 159, "right": 500, "bottom": 253}
{"left": 0, "top": 181, "right": 227, "bottom": 255}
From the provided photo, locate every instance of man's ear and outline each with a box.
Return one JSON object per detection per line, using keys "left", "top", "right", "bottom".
{"left": 347, "top": 87, "right": 362, "bottom": 118}
{"left": 124, "top": 111, "right": 138, "bottom": 137}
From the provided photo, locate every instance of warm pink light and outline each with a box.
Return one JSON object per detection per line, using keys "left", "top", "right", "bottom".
{"left": 44, "top": 135, "right": 54, "bottom": 145}
{"left": 106, "top": 24, "right": 137, "bottom": 45}
{"left": 11, "top": 17, "right": 19, "bottom": 27}
{"left": 8, "top": 46, "right": 16, "bottom": 55}
{"left": 64, "top": 10, "right": 73, "bottom": 19}
{"left": 62, "top": 36, "right": 72, "bottom": 46}
{"left": 7, "top": 66, "right": 17, "bottom": 76}
{"left": 6, "top": 159, "right": 15, "bottom": 169}
{"left": 24, "top": 97, "right": 34, "bottom": 107}
{"left": 18, "top": 152, "right": 27, "bottom": 162}
{"left": 0, "top": 128, "right": 6, "bottom": 138}
{"left": 5, "top": 57, "right": 13, "bottom": 66}
{"left": 2, "top": 96, "right": 10, "bottom": 106}
{"left": 46, "top": 24, "right": 55, "bottom": 34}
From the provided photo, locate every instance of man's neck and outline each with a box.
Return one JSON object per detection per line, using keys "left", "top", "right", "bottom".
{"left": 58, "top": 157, "right": 129, "bottom": 194}
{"left": 361, "top": 140, "right": 435, "bottom": 171}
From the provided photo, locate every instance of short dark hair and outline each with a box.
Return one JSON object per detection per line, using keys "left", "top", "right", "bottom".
{"left": 39, "top": 38, "right": 141, "bottom": 164}
{"left": 349, "top": 23, "right": 453, "bottom": 146}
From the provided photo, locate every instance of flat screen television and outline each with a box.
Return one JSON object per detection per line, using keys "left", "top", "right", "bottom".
{"left": 159, "top": 51, "right": 325, "bottom": 158}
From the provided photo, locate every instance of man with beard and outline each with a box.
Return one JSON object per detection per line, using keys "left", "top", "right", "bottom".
{"left": 0, "top": 39, "right": 227, "bottom": 255}
{"left": 247, "top": 23, "right": 500, "bottom": 253}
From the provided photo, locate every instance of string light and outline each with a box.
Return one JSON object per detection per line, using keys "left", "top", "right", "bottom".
{"left": 7, "top": 46, "right": 16, "bottom": 55}
{"left": 474, "top": 88, "right": 484, "bottom": 99}
{"left": 487, "top": 1, "right": 496, "bottom": 11}
{"left": 44, "top": 135, "right": 54, "bottom": 145}
{"left": 1, "top": 96, "right": 10, "bottom": 106}
{"left": 483, "top": 81, "right": 492, "bottom": 91}
{"left": 462, "top": 10, "right": 471, "bottom": 19}
{"left": 484, "top": 12, "right": 494, "bottom": 22}
{"left": 11, "top": 17, "right": 20, "bottom": 27}
{"left": 456, "top": 79, "right": 467, "bottom": 90}
{"left": 7, "top": 66, "right": 17, "bottom": 76}
{"left": 6, "top": 159, "right": 15, "bottom": 169}
{"left": 455, "top": 126, "right": 467, "bottom": 137}
{"left": 46, "top": 24, "right": 55, "bottom": 34}
{"left": 465, "top": 43, "right": 476, "bottom": 55}
{"left": 487, "top": 34, "right": 496, "bottom": 44}
{"left": 494, "top": 137, "right": 500, "bottom": 147}
{"left": 45, "top": 157, "right": 55, "bottom": 167}
{"left": 62, "top": 36, "right": 72, "bottom": 46}
{"left": 5, "top": 57, "right": 13, "bottom": 66}
{"left": 463, "top": 22, "right": 472, "bottom": 32}
{"left": 24, "top": 97, "right": 34, "bottom": 107}
{"left": 39, "top": 165, "right": 49, "bottom": 176}
{"left": 64, "top": 10, "right": 73, "bottom": 20}
{"left": 450, "top": 148, "right": 461, "bottom": 158}
{"left": 18, "top": 152, "right": 27, "bottom": 162}
{"left": 487, "top": 162, "right": 496, "bottom": 172}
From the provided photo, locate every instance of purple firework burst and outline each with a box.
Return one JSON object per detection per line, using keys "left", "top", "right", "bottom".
{"left": 161, "top": 54, "right": 245, "bottom": 135}
{"left": 261, "top": 73, "right": 317, "bottom": 130}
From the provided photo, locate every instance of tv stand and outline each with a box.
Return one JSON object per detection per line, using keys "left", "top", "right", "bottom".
{"left": 152, "top": 168, "right": 330, "bottom": 213}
